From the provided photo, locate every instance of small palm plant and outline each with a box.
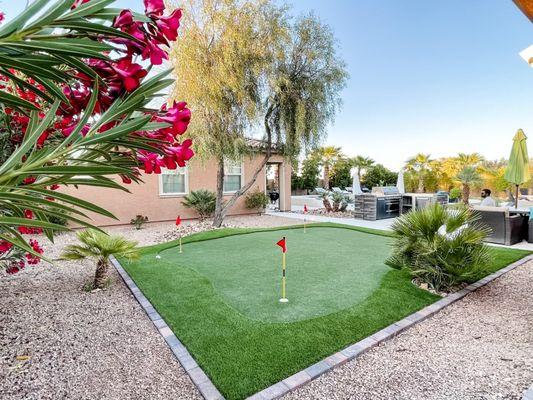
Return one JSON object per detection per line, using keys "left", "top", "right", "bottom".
{"left": 61, "top": 230, "right": 139, "bottom": 290}
{"left": 182, "top": 189, "right": 216, "bottom": 220}
{"left": 386, "top": 204, "right": 492, "bottom": 292}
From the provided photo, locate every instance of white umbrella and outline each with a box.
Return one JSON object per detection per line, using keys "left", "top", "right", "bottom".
{"left": 351, "top": 168, "right": 363, "bottom": 195}
{"left": 396, "top": 169, "right": 405, "bottom": 194}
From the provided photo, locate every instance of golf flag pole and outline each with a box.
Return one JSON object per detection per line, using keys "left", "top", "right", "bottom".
{"left": 276, "top": 237, "right": 288, "bottom": 303}
{"left": 303, "top": 204, "right": 308, "bottom": 233}
{"left": 176, "top": 216, "right": 183, "bottom": 253}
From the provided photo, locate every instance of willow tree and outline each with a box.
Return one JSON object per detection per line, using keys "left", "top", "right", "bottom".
{"left": 170, "top": 1, "right": 347, "bottom": 226}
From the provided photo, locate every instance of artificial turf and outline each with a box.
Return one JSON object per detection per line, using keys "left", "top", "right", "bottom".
{"left": 121, "top": 223, "right": 530, "bottom": 400}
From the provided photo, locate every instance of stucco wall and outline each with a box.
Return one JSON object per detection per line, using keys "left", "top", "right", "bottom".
{"left": 60, "top": 153, "right": 291, "bottom": 227}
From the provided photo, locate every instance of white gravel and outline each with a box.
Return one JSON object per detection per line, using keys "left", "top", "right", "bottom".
{"left": 283, "top": 261, "right": 533, "bottom": 400}
{"left": 0, "top": 214, "right": 296, "bottom": 400}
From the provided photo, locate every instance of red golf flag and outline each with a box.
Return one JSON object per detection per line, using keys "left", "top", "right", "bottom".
{"left": 276, "top": 237, "right": 286, "bottom": 253}
{"left": 175, "top": 216, "right": 181, "bottom": 226}
{"left": 303, "top": 204, "right": 308, "bottom": 213}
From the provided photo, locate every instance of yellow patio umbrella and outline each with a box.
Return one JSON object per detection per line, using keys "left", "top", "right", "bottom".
{"left": 504, "top": 129, "right": 531, "bottom": 208}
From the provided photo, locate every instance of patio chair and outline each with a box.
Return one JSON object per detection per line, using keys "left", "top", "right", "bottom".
{"left": 314, "top": 187, "right": 327, "bottom": 195}
{"left": 332, "top": 187, "right": 349, "bottom": 195}
{"left": 472, "top": 206, "right": 525, "bottom": 246}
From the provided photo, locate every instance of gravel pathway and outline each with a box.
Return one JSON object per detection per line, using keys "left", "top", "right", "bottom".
{"left": 283, "top": 260, "right": 533, "bottom": 400}
{"left": 0, "top": 215, "right": 296, "bottom": 400}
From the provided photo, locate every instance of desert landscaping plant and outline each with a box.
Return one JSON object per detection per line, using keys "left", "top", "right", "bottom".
{"left": 130, "top": 215, "right": 149, "bottom": 230}
{"left": 61, "top": 230, "right": 139, "bottom": 290}
{"left": 386, "top": 204, "right": 492, "bottom": 292}
{"left": 245, "top": 190, "right": 269, "bottom": 214}
{"left": 182, "top": 190, "right": 216, "bottom": 220}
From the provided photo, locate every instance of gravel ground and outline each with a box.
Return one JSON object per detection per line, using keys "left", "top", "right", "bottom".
{"left": 284, "top": 261, "right": 533, "bottom": 400}
{"left": 0, "top": 214, "right": 296, "bottom": 400}
{"left": 2, "top": 214, "right": 531, "bottom": 400}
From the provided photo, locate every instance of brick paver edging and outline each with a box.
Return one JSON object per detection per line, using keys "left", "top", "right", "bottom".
{"left": 524, "top": 382, "right": 533, "bottom": 400}
{"left": 111, "top": 254, "right": 533, "bottom": 400}
{"left": 110, "top": 256, "right": 224, "bottom": 400}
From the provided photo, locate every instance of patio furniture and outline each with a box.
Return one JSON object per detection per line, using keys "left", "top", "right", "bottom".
{"left": 472, "top": 206, "right": 525, "bottom": 245}
{"left": 332, "top": 187, "right": 349, "bottom": 194}
{"left": 314, "top": 187, "right": 327, "bottom": 195}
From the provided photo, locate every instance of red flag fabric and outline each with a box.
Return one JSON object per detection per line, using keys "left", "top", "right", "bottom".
{"left": 276, "top": 237, "right": 286, "bottom": 253}
{"left": 175, "top": 216, "right": 181, "bottom": 226}
{"left": 303, "top": 204, "right": 308, "bottom": 213}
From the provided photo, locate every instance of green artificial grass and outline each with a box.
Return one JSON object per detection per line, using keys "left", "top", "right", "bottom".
{"left": 121, "top": 223, "right": 529, "bottom": 400}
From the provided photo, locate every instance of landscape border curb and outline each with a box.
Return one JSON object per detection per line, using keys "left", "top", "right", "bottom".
{"left": 111, "top": 253, "right": 533, "bottom": 400}
{"left": 110, "top": 256, "right": 225, "bottom": 400}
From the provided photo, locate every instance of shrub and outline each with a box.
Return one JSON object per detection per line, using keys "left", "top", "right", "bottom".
{"left": 245, "top": 190, "right": 269, "bottom": 214}
{"left": 130, "top": 215, "right": 149, "bottom": 230}
{"left": 386, "top": 204, "right": 492, "bottom": 292}
{"left": 182, "top": 190, "right": 216, "bottom": 220}
{"left": 449, "top": 187, "right": 462, "bottom": 202}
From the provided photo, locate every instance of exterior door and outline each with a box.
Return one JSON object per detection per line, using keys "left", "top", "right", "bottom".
{"left": 266, "top": 163, "right": 281, "bottom": 210}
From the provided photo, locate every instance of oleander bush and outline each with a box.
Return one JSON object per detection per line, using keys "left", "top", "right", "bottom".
{"left": 386, "top": 204, "right": 492, "bottom": 291}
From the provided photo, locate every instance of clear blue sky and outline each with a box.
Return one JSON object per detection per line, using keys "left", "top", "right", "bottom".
{"left": 4, "top": 0, "right": 533, "bottom": 170}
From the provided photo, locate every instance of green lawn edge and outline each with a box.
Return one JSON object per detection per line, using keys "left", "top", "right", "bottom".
{"left": 120, "top": 224, "right": 530, "bottom": 399}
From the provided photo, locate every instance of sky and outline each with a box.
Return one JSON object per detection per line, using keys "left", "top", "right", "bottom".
{"left": 4, "top": 0, "right": 533, "bottom": 170}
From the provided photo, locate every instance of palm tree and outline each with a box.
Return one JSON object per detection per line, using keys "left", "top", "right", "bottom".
{"left": 314, "top": 146, "right": 343, "bottom": 189}
{"left": 61, "top": 230, "right": 139, "bottom": 290}
{"left": 405, "top": 153, "right": 433, "bottom": 193}
{"left": 456, "top": 153, "right": 484, "bottom": 169}
{"left": 456, "top": 166, "right": 483, "bottom": 205}
{"left": 351, "top": 155, "right": 375, "bottom": 179}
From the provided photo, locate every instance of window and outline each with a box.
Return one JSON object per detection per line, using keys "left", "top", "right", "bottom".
{"left": 160, "top": 167, "right": 188, "bottom": 195}
{"left": 224, "top": 159, "right": 243, "bottom": 193}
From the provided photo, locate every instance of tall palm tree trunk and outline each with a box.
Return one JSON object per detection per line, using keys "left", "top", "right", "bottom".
{"left": 323, "top": 164, "right": 330, "bottom": 189}
{"left": 462, "top": 184, "right": 470, "bottom": 205}
{"left": 94, "top": 258, "right": 109, "bottom": 289}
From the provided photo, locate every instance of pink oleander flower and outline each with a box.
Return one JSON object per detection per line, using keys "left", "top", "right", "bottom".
{"left": 157, "top": 101, "right": 191, "bottom": 136}
{"left": 155, "top": 9, "right": 182, "bottom": 41}
{"left": 164, "top": 139, "right": 194, "bottom": 169}
{"left": 111, "top": 57, "right": 148, "bottom": 92}
{"left": 144, "top": 0, "right": 165, "bottom": 16}
{"left": 138, "top": 151, "right": 165, "bottom": 174}
{"left": 141, "top": 38, "right": 168, "bottom": 65}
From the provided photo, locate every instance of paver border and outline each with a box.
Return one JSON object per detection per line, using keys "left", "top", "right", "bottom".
{"left": 110, "top": 255, "right": 224, "bottom": 400}
{"left": 111, "top": 253, "right": 533, "bottom": 400}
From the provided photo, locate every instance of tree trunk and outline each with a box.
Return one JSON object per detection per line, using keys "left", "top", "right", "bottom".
{"left": 462, "top": 184, "right": 470, "bottom": 205}
{"left": 212, "top": 105, "right": 276, "bottom": 227}
{"left": 94, "top": 258, "right": 109, "bottom": 289}
{"left": 323, "top": 164, "right": 330, "bottom": 189}
{"left": 213, "top": 156, "right": 225, "bottom": 227}
{"left": 417, "top": 176, "right": 424, "bottom": 193}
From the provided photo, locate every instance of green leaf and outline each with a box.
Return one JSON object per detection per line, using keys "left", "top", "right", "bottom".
{"left": 24, "top": 0, "right": 74, "bottom": 30}
{"left": 91, "top": 8, "right": 152, "bottom": 23}
{"left": 0, "top": 193, "right": 88, "bottom": 218}
{"left": 0, "top": 91, "right": 40, "bottom": 112}
{"left": 50, "top": 20, "right": 139, "bottom": 41}
{"left": 25, "top": 165, "right": 131, "bottom": 175}
{"left": 0, "top": 68, "right": 54, "bottom": 103}
{"left": 0, "top": 100, "right": 60, "bottom": 175}
{"left": 2, "top": 39, "right": 112, "bottom": 59}
{"left": 0, "top": 0, "right": 49, "bottom": 38}
{"left": 16, "top": 187, "right": 118, "bottom": 220}
{"left": 0, "top": 216, "right": 69, "bottom": 231}
{"left": 0, "top": 54, "right": 67, "bottom": 82}
{"left": 83, "top": 116, "right": 152, "bottom": 145}
{"left": 60, "top": 0, "right": 116, "bottom": 21}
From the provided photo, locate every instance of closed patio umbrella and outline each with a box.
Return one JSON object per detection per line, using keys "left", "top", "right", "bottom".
{"left": 504, "top": 129, "right": 531, "bottom": 209}
{"left": 396, "top": 169, "right": 405, "bottom": 194}
{"left": 351, "top": 168, "right": 363, "bottom": 195}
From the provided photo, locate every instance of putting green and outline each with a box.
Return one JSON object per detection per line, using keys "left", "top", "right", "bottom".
{"left": 157, "top": 227, "right": 391, "bottom": 323}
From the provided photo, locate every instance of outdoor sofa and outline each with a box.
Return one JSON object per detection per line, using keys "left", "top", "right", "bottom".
{"left": 471, "top": 205, "right": 525, "bottom": 246}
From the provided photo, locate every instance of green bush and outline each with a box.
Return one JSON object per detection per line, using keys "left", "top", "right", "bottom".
{"left": 449, "top": 187, "right": 462, "bottom": 201}
{"left": 183, "top": 190, "right": 216, "bottom": 220}
{"left": 386, "top": 204, "right": 492, "bottom": 292}
{"left": 245, "top": 190, "right": 269, "bottom": 214}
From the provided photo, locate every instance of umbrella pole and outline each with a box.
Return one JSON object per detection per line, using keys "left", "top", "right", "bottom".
{"left": 516, "top": 184, "right": 519, "bottom": 209}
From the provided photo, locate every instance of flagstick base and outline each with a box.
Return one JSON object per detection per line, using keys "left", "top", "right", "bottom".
{"left": 279, "top": 298, "right": 289, "bottom": 303}
{"left": 155, "top": 254, "right": 161, "bottom": 260}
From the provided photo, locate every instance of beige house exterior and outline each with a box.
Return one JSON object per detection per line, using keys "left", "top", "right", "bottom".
{"left": 61, "top": 152, "right": 291, "bottom": 227}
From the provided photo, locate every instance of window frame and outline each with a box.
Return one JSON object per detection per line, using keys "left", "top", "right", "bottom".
{"left": 223, "top": 159, "right": 245, "bottom": 194}
{"left": 158, "top": 166, "right": 189, "bottom": 197}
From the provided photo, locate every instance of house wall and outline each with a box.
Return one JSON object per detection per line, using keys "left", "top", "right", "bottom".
{"left": 60, "top": 153, "right": 291, "bottom": 227}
